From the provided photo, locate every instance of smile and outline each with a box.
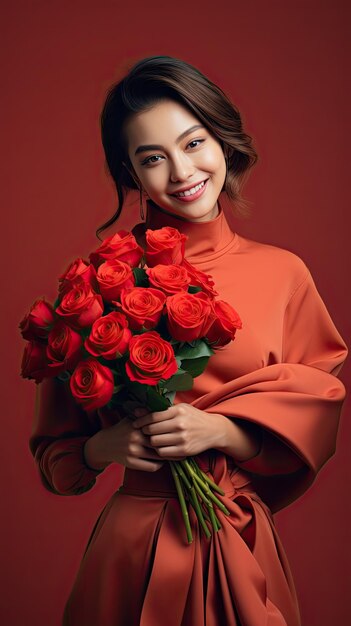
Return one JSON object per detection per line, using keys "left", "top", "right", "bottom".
{"left": 170, "top": 179, "right": 209, "bottom": 202}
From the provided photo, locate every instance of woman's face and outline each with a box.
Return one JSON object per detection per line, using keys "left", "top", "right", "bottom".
{"left": 123, "top": 99, "right": 227, "bottom": 222}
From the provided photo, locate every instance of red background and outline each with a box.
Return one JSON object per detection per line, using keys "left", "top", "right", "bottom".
{"left": 2, "top": 1, "right": 350, "bottom": 625}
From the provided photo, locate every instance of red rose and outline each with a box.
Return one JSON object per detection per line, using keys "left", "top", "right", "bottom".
{"left": 113, "top": 287, "right": 167, "bottom": 331}
{"left": 84, "top": 311, "right": 131, "bottom": 359}
{"left": 146, "top": 264, "right": 191, "bottom": 295}
{"left": 46, "top": 320, "right": 83, "bottom": 374}
{"left": 70, "top": 357, "right": 114, "bottom": 412}
{"left": 20, "top": 340, "right": 53, "bottom": 383}
{"left": 19, "top": 297, "right": 56, "bottom": 340}
{"left": 96, "top": 259, "right": 135, "bottom": 302}
{"left": 55, "top": 280, "right": 104, "bottom": 329}
{"left": 58, "top": 258, "right": 98, "bottom": 296}
{"left": 89, "top": 230, "right": 144, "bottom": 269}
{"left": 125, "top": 331, "right": 178, "bottom": 386}
{"left": 165, "top": 291, "right": 216, "bottom": 342}
{"left": 205, "top": 300, "right": 243, "bottom": 347}
{"left": 180, "top": 258, "right": 219, "bottom": 299}
{"left": 145, "top": 227, "right": 187, "bottom": 266}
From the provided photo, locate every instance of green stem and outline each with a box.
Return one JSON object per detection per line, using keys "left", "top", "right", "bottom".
{"left": 207, "top": 502, "right": 220, "bottom": 532}
{"left": 177, "top": 461, "right": 212, "bottom": 537}
{"left": 191, "top": 472, "right": 231, "bottom": 516}
{"left": 188, "top": 488, "right": 212, "bottom": 540}
{"left": 188, "top": 457, "right": 225, "bottom": 496}
{"left": 174, "top": 462, "right": 192, "bottom": 490}
{"left": 169, "top": 462, "right": 193, "bottom": 544}
{"left": 183, "top": 461, "right": 212, "bottom": 504}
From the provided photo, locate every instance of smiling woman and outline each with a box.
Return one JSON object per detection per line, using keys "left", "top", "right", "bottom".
{"left": 122, "top": 99, "right": 227, "bottom": 222}
{"left": 98, "top": 54, "right": 258, "bottom": 236}
{"left": 27, "top": 55, "right": 348, "bottom": 626}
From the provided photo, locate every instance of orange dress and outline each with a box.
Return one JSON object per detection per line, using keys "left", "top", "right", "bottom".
{"left": 29, "top": 197, "right": 348, "bottom": 626}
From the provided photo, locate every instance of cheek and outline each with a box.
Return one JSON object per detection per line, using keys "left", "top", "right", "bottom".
{"left": 198, "top": 143, "right": 226, "bottom": 174}
{"left": 141, "top": 168, "right": 168, "bottom": 195}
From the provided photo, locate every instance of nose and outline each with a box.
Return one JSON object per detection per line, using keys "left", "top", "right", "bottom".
{"left": 169, "top": 153, "right": 196, "bottom": 183}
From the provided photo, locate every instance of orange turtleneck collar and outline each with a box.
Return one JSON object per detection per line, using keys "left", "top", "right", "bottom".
{"left": 132, "top": 196, "right": 238, "bottom": 263}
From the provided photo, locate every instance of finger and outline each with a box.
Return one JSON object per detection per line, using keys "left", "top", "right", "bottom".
{"left": 141, "top": 420, "right": 179, "bottom": 435}
{"left": 155, "top": 446, "right": 187, "bottom": 458}
{"left": 138, "top": 446, "right": 167, "bottom": 460}
{"left": 147, "top": 433, "right": 185, "bottom": 448}
{"left": 133, "top": 405, "right": 179, "bottom": 429}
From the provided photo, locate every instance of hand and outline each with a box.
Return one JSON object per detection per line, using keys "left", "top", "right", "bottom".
{"left": 132, "top": 403, "right": 223, "bottom": 459}
{"left": 84, "top": 416, "right": 167, "bottom": 473}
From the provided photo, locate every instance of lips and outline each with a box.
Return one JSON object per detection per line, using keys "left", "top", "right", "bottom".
{"left": 169, "top": 178, "right": 209, "bottom": 203}
{"left": 170, "top": 178, "right": 209, "bottom": 196}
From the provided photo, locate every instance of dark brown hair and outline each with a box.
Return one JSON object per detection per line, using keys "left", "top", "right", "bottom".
{"left": 97, "top": 55, "right": 258, "bottom": 240}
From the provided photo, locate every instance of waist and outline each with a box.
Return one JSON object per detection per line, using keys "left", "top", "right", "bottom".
{"left": 118, "top": 452, "right": 254, "bottom": 499}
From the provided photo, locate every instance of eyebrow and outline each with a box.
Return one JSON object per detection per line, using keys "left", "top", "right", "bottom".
{"left": 134, "top": 124, "right": 206, "bottom": 156}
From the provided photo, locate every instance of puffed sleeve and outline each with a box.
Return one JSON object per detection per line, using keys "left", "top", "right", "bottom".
{"left": 29, "top": 376, "right": 105, "bottom": 496}
{"left": 193, "top": 266, "right": 348, "bottom": 512}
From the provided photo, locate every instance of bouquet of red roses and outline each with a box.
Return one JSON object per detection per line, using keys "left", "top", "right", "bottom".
{"left": 19, "top": 225, "right": 242, "bottom": 543}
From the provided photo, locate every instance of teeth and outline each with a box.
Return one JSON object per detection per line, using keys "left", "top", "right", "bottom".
{"left": 174, "top": 180, "right": 205, "bottom": 197}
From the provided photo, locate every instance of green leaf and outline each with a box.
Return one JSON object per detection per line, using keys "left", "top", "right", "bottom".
{"left": 133, "top": 267, "right": 149, "bottom": 287}
{"left": 175, "top": 339, "right": 214, "bottom": 360}
{"left": 146, "top": 387, "right": 171, "bottom": 411}
{"left": 56, "top": 370, "right": 71, "bottom": 381}
{"left": 164, "top": 390, "right": 176, "bottom": 404}
{"left": 180, "top": 356, "right": 210, "bottom": 378}
{"left": 164, "top": 370, "right": 194, "bottom": 392}
{"left": 154, "top": 314, "right": 173, "bottom": 342}
{"left": 113, "top": 384, "right": 125, "bottom": 394}
{"left": 188, "top": 285, "right": 202, "bottom": 294}
{"left": 126, "top": 381, "right": 148, "bottom": 404}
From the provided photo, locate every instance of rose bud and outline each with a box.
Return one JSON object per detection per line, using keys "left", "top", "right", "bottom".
{"left": 46, "top": 320, "right": 83, "bottom": 375}
{"left": 205, "top": 300, "right": 243, "bottom": 347}
{"left": 145, "top": 226, "right": 187, "bottom": 266}
{"left": 19, "top": 297, "right": 56, "bottom": 341}
{"left": 96, "top": 259, "right": 135, "bottom": 302}
{"left": 20, "top": 340, "right": 53, "bottom": 383}
{"left": 165, "top": 291, "right": 217, "bottom": 342}
{"left": 55, "top": 280, "right": 104, "bottom": 329}
{"left": 125, "top": 330, "right": 178, "bottom": 386}
{"left": 146, "top": 264, "right": 191, "bottom": 295}
{"left": 181, "top": 258, "right": 219, "bottom": 298}
{"left": 58, "top": 258, "right": 98, "bottom": 296}
{"left": 84, "top": 311, "right": 131, "bottom": 359}
{"left": 70, "top": 357, "right": 114, "bottom": 412}
{"left": 113, "top": 286, "right": 166, "bottom": 331}
{"left": 89, "top": 230, "right": 144, "bottom": 269}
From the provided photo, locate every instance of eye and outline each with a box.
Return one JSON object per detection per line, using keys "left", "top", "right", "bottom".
{"left": 141, "top": 155, "right": 162, "bottom": 166}
{"left": 187, "top": 139, "right": 204, "bottom": 149}
{"left": 141, "top": 138, "right": 205, "bottom": 166}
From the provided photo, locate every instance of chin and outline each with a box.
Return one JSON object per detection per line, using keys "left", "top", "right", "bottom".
{"left": 171, "top": 205, "right": 217, "bottom": 222}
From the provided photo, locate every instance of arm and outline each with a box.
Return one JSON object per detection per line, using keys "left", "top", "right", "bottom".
{"left": 232, "top": 268, "right": 348, "bottom": 475}
{"left": 191, "top": 265, "right": 348, "bottom": 511}
{"left": 29, "top": 376, "right": 106, "bottom": 496}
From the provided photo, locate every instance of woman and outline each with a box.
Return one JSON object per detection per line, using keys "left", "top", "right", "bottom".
{"left": 30, "top": 56, "right": 348, "bottom": 626}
